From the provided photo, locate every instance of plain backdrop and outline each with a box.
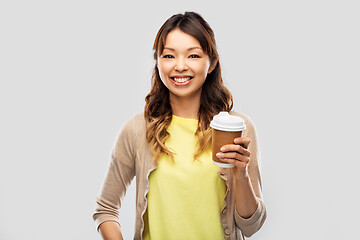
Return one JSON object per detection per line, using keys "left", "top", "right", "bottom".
{"left": 1, "top": 0, "right": 359, "bottom": 239}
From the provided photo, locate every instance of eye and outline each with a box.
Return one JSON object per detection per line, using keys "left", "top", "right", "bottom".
{"left": 189, "top": 54, "right": 200, "bottom": 58}
{"left": 162, "top": 54, "right": 174, "bottom": 58}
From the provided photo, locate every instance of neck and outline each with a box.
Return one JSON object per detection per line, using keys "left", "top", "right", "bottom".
{"left": 170, "top": 93, "right": 201, "bottom": 119}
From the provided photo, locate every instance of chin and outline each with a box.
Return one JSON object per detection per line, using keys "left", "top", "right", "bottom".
{"left": 169, "top": 88, "right": 201, "bottom": 99}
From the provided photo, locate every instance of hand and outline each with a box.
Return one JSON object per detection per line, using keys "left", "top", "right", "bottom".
{"left": 216, "top": 137, "right": 251, "bottom": 179}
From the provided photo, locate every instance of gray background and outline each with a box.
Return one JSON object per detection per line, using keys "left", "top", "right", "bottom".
{"left": 1, "top": 0, "right": 359, "bottom": 239}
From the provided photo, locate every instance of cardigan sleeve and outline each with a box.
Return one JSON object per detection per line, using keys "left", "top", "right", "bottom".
{"left": 233, "top": 115, "right": 267, "bottom": 237}
{"left": 92, "top": 118, "right": 136, "bottom": 231}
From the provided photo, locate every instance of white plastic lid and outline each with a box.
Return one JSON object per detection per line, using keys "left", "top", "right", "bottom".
{"left": 210, "top": 111, "right": 246, "bottom": 132}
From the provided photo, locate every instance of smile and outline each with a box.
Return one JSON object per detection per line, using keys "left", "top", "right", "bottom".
{"left": 170, "top": 77, "right": 194, "bottom": 86}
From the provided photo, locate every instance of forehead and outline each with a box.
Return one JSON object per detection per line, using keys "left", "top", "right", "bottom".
{"left": 163, "top": 29, "right": 202, "bottom": 51}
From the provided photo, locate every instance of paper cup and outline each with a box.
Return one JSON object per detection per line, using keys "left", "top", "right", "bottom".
{"left": 210, "top": 112, "right": 246, "bottom": 168}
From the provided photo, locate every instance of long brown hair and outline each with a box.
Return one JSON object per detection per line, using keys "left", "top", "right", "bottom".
{"left": 144, "top": 11, "right": 233, "bottom": 162}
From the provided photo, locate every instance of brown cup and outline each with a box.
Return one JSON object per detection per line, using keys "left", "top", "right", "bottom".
{"left": 210, "top": 112, "right": 246, "bottom": 168}
{"left": 212, "top": 129, "right": 243, "bottom": 168}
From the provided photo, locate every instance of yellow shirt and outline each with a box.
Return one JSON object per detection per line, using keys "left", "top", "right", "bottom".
{"left": 142, "top": 115, "right": 227, "bottom": 240}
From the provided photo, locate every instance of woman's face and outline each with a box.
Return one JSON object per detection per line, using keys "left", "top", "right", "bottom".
{"left": 157, "top": 28, "right": 214, "bottom": 100}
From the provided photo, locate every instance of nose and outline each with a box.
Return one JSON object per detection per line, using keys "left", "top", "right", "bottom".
{"left": 174, "top": 57, "right": 188, "bottom": 72}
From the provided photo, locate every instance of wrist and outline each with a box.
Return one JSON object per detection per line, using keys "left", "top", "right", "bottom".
{"left": 235, "top": 170, "right": 250, "bottom": 182}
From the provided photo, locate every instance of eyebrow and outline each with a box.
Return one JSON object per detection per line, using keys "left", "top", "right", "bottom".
{"left": 163, "top": 47, "right": 202, "bottom": 51}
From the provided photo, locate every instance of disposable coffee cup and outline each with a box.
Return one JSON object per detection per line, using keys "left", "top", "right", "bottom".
{"left": 210, "top": 111, "right": 246, "bottom": 168}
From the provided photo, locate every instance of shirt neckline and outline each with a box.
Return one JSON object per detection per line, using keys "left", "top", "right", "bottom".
{"left": 172, "top": 114, "right": 198, "bottom": 123}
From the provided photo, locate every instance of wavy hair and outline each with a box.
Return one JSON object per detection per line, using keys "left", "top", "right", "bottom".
{"left": 144, "top": 11, "right": 233, "bottom": 162}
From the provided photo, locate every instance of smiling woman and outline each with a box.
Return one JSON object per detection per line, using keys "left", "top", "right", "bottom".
{"left": 93, "top": 11, "right": 266, "bottom": 240}
{"left": 157, "top": 28, "right": 214, "bottom": 107}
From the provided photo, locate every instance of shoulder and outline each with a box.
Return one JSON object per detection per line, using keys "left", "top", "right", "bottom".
{"left": 128, "top": 112, "right": 146, "bottom": 125}
{"left": 114, "top": 112, "right": 146, "bottom": 144}
{"left": 229, "top": 110, "right": 259, "bottom": 140}
{"left": 120, "top": 112, "right": 146, "bottom": 134}
{"left": 229, "top": 110, "right": 256, "bottom": 128}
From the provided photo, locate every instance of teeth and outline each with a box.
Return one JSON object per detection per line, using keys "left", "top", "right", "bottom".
{"left": 173, "top": 77, "right": 191, "bottom": 83}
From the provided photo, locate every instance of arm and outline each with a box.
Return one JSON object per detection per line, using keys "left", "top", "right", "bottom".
{"left": 93, "top": 119, "right": 136, "bottom": 239}
{"left": 217, "top": 116, "right": 266, "bottom": 237}
{"left": 99, "top": 221, "right": 124, "bottom": 240}
{"left": 234, "top": 172, "right": 259, "bottom": 219}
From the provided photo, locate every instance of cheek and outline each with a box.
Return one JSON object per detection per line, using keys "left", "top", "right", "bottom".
{"left": 157, "top": 61, "right": 172, "bottom": 76}
{"left": 195, "top": 61, "right": 211, "bottom": 76}
{"left": 157, "top": 63, "right": 173, "bottom": 86}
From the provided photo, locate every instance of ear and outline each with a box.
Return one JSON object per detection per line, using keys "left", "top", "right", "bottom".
{"left": 208, "top": 61, "right": 217, "bottom": 74}
{"left": 155, "top": 58, "right": 159, "bottom": 69}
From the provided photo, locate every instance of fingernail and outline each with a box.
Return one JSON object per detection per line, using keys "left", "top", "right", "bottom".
{"left": 220, "top": 147, "right": 225, "bottom": 151}
{"left": 216, "top": 153, "right": 222, "bottom": 157}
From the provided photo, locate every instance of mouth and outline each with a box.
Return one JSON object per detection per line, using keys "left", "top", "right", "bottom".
{"left": 170, "top": 76, "right": 194, "bottom": 86}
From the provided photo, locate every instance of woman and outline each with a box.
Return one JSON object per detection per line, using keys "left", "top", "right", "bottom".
{"left": 93, "top": 11, "right": 266, "bottom": 240}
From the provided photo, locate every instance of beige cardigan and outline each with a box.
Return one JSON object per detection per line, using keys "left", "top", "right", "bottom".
{"left": 93, "top": 111, "right": 266, "bottom": 240}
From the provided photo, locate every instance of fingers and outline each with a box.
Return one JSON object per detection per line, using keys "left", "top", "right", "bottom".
{"left": 217, "top": 157, "right": 248, "bottom": 170}
{"left": 215, "top": 137, "right": 251, "bottom": 170}
{"left": 234, "top": 137, "right": 250, "bottom": 149}
{"left": 216, "top": 152, "right": 250, "bottom": 164}
{"left": 219, "top": 143, "right": 250, "bottom": 157}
